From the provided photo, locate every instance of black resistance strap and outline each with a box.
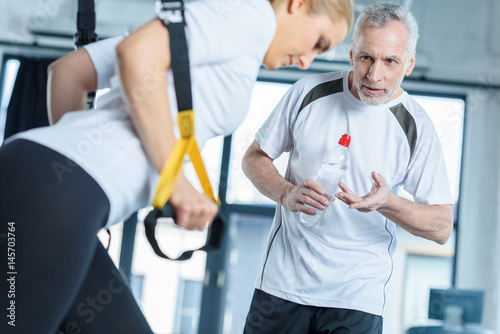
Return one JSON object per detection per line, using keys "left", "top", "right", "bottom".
{"left": 145, "top": 204, "right": 225, "bottom": 261}
{"left": 144, "top": 0, "right": 225, "bottom": 261}
{"left": 74, "top": 0, "right": 98, "bottom": 49}
{"left": 74, "top": 0, "right": 98, "bottom": 109}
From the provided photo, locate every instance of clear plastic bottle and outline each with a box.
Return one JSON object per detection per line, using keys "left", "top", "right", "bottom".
{"left": 299, "top": 134, "right": 351, "bottom": 228}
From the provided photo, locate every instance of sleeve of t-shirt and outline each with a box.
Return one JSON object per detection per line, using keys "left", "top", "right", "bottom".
{"left": 402, "top": 120, "right": 454, "bottom": 205}
{"left": 255, "top": 84, "right": 303, "bottom": 160}
{"left": 83, "top": 35, "right": 126, "bottom": 90}
{"left": 184, "top": 0, "right": 276, "bottom": 67}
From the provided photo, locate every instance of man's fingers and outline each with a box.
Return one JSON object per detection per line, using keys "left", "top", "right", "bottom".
{"left": 297, "top": 180, "right": 329, "bottom": 209}
{"left": 349, "top": 197, "right": 377, "bottom": 210}
{"left": 302, "top": 195, "right": 327, "bottom": 210}
{"left": 338, "top": 182, "right": 356, "bottom": 196}
{"left": 336, "top": 190, "right": 360, "bottom": 203}
{"left": 349, "top": 202, "right": 364, "bottom": 210}
{"left": 336, "top": 195, "right": 352, "bottom": 205}
{"left": 303, "top": 179, "right": 325, "bottom": 195}
{"left": 335, "top": 193, "right": 352, "bottom": 205}
{"left": 300, "top": 203, "right": 318, "bottom": 215}
{"left": 372, "top": 171, "right": 387, "bottom": 187}
{"left": 336, "top": 182, "right": 363, "bottom": 206}
{"left": 303, "top": 190, "right": 329, "bottom": 207}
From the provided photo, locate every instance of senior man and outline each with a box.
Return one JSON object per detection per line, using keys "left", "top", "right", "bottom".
{"left": 243, "top": 2, "right": 453, "bottom": 333}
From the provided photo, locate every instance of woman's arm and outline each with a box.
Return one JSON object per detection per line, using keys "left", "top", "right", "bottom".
{"left": 116, "top": 19, "right": 217, "bottom": 230}
{"left": 47, "top": 48, "right": 97, "bottom": 124}
{"left": 116, "top": 19, "right": 172, "bottom": 173}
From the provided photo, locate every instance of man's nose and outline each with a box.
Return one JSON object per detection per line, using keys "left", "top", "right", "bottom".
{"left": 367, "top": 61, "right": 382, "bottom": 82}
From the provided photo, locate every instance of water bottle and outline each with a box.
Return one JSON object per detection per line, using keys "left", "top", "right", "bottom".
{"left": 299, "top": 134, "right": 351, "bottom": 228}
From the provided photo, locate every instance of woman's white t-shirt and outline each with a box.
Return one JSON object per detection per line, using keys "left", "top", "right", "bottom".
{"left": 11, "top": 0, "right": 276, "bottom": 227}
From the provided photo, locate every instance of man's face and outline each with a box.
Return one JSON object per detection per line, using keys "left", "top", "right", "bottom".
{"left": 349, "top": 20, "right": 415, "bottom": 105}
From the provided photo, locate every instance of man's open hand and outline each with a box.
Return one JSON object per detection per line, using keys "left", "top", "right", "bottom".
{"left": 335, "top": 172, "right": 391, "bottom": 213}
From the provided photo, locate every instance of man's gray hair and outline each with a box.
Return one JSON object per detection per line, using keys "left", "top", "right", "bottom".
{"left": 351, "top": 2, "right": 419, "bottom": 57}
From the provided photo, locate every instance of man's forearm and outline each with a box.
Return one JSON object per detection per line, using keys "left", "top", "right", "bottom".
{"left": 243, "top": 140, "right": 331, "bottom": 214}
{"left": 377, "top": 193, "right": 453, "bottom": 244}
{"left": 242, "top": 147, "right": 292, "bottom": 206}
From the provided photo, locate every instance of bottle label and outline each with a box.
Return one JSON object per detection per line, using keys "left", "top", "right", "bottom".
{"left": 316, "top": 164, "right": 346, "bottom": 196}
{"left": 318, "top": 164, "right": 345, "bottom": 181}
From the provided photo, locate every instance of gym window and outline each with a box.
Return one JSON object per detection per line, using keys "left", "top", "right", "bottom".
{"left": 0, "top": 58, "right": 21, "bottom": 145}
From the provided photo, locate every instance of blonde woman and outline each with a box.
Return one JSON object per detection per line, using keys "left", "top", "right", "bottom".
{"left": 0, "top": 0, "right": 353, "bottom": 333}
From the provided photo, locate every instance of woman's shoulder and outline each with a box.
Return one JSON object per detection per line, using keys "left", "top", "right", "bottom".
{"left": 185, "top": 0, "right": 276, "bottom": 65}
{"left": 187, "top": 0, "right": 275, "bottom": 36}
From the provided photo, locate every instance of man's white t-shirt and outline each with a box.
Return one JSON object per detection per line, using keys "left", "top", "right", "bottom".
{"left": 11, "top": 0, "right": 276, "bottom": 227}
{"left": 254, "top": 71, "right": 453, "bottom": 316}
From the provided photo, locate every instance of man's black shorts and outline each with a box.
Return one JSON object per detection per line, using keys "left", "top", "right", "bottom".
{"left": 243, "top": 289, "right": 383, "bottom": 334}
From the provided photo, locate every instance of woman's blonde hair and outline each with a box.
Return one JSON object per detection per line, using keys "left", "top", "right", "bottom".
{"left": 270, "top": 0, "right": 354, "bottom": 32}
{"left": 309, "top": 0, "right": 354, "bottom": 32}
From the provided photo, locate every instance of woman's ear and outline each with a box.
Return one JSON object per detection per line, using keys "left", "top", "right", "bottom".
{"left": 288, "top": 0, "right": 308, "bottom": 14}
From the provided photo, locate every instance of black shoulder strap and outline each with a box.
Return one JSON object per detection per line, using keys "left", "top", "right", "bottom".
{"left": 143, "top": 0, "right": 225, "bottom": 261}
{"left": 155, "top": 0, "right": 192, "bottom": 112}
{"left": 74, "top": 0, "right": 98, "bottom": 49}
{"left": 74, "top": 0, "right": 98, "bottom": 109}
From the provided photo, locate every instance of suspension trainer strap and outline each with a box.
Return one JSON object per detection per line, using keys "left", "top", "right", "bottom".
{"left": 74, "top": 0, "right": 98, "bottom": 49}
{"left": 145, "top": 203, "right": 224, "bottom": 261}
{"left": 74, "top": 0, "right": 98, "bottom": 109}
{"left": 144, "top": 0, "right": 224, "bottom": 261}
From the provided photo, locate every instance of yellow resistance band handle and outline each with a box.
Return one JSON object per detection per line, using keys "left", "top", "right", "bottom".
{"left": 152, "top": 110, "right": 218, "bottom": 210}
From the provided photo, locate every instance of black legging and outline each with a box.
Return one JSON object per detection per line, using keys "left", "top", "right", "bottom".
{"left": 0, "top": 139, "right": 153, "bottom": 334}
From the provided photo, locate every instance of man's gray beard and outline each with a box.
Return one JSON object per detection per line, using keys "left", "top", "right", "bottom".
{"left": 357, "top": 86, "right": 391, "bottom": 106}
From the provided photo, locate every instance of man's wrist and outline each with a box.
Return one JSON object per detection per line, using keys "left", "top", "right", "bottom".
{"left": 278, "top": 181, "right": 293, "bottom": 207}
{"left": 379, "top": 191, "right": 397, "bottom": 212}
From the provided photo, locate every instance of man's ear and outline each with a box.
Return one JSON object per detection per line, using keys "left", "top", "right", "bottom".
{"left": 349, "top": 49, "right": 354, "bottom": 66}
{"left": 405, "top": 52, "right": 416, "bottom": 76}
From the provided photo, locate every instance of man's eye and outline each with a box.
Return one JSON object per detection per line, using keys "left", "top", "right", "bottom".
{"left": 360, "top": 56, "right": 371, "bottom": 61}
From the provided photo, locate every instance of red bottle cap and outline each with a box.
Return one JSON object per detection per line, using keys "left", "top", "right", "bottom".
{"left": 338, "top": 134, "right": 351, "bottom": 147}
